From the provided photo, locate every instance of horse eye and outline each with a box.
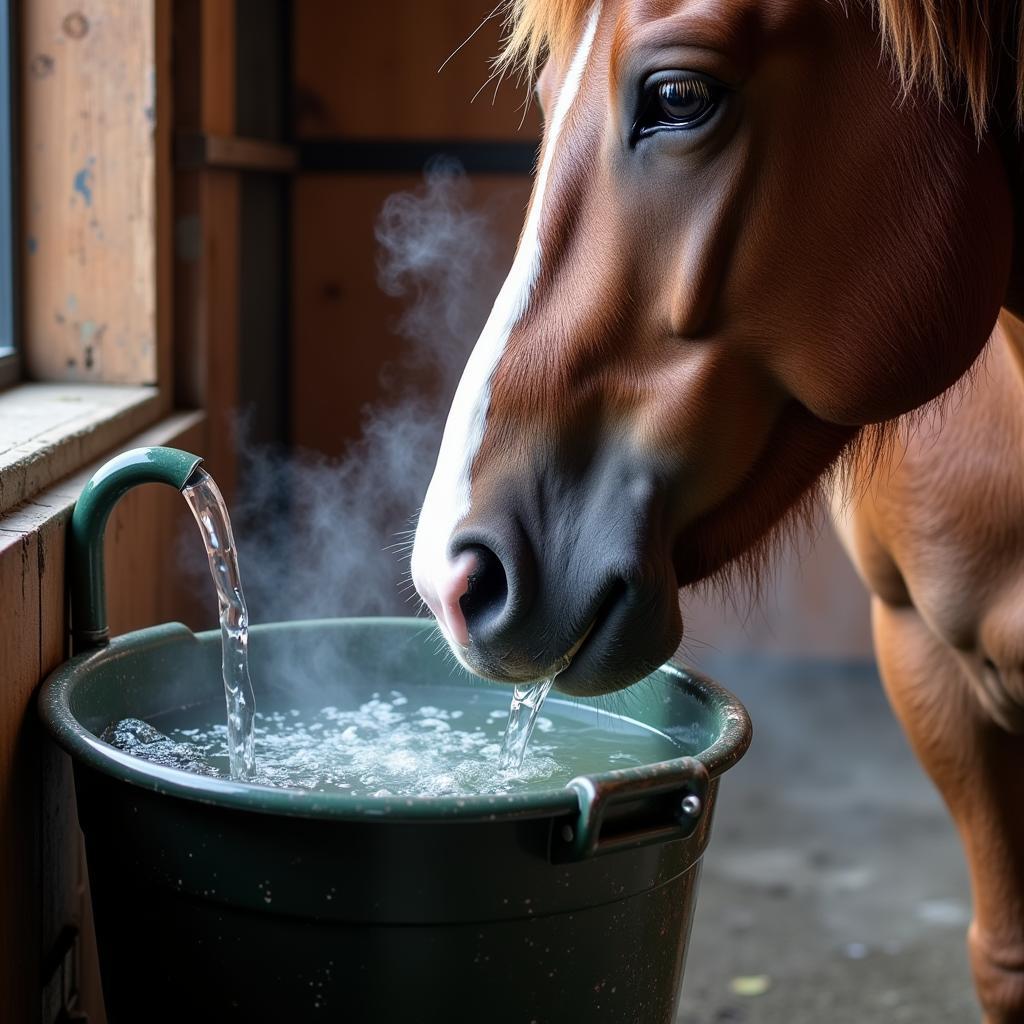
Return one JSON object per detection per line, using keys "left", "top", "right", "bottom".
{"left": 658, "top": 79, "right": 711, "bottom": 120}
{"left": 634, "top": 74, "right": 723, "bottom": 142}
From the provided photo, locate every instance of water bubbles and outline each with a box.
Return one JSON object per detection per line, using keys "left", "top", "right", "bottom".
{"left": 107, "top": 691, "right": 565, "bottom": 797}
{"left": 105, "top": 686, "right": 684, "bottom": 798}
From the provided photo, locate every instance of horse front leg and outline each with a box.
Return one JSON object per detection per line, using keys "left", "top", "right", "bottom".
{"left": 873, "top": 596, "right": 1024, "bottom": 1023}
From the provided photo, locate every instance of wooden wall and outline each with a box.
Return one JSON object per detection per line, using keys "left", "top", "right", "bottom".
{"left": 293, "top": 2, "right": 535, "bottom": 141}
{"left": 291, "top": 0, "right": 539, "bottom": 456}
{"left": 2, "top": 1, "right": 267, "bottom": 1019}
{"left": 0, "top": 414, "right": 205, "bottom": 1024}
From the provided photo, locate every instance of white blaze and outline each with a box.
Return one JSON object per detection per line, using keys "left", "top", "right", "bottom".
{"left": 411, "top": 4, "right": 602, "bottom": 640}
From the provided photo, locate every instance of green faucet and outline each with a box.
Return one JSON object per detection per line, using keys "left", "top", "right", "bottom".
{"left": 70, "top": 446, "right": 203, "bottom": 652}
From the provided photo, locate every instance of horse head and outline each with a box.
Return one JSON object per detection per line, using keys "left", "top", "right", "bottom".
{"left": 413, "top": 0, "right": 1014, "bottom": 694}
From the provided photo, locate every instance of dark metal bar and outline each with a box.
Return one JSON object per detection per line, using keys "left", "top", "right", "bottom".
{"left": 298, "top": 138, "right": 538, "bottom": 175}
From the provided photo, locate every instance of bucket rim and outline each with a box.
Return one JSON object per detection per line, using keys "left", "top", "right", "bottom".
{"left": 38, "top": 616, "right": 751, "bottom": 824}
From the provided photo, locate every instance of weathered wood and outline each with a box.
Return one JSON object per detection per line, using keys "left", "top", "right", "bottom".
{"left": 0, "top": 383, "right": 159, "bottom": 517}
{"left": 0, "top": 410, "right": 206, "bottom": 1024}
{"left": 21, "top": 1, "right": 160, "bottom": 385}
{"left": 0, "top": 530, "right": 42, "bottom": 1024}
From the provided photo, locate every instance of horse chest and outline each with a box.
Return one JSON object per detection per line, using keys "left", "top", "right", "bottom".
{"left": 863, "top": 331, "right": 1024, "bottom": 662}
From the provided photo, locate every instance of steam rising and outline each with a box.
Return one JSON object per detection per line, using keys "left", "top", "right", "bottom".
{"left": 193, "top": 160, "right": 512, "bottom": 625}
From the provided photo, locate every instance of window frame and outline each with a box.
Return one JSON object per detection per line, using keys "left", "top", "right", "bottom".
{"left": 0, "top": 0, "right": 17, "bottom": 390}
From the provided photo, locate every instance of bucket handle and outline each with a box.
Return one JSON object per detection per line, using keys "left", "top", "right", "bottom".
{"left": 551, "top": 757, "right": 710, "bottom": 862}
{"left": 70, "top": 446, "right": 203, "bottom": 653}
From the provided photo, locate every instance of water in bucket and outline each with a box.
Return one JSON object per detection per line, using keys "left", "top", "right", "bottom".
{"left": 108, "top": 465, "right": 676, "bottom": 794}
{"left": 103, "top": 684, "right": 683, "bottom": 797}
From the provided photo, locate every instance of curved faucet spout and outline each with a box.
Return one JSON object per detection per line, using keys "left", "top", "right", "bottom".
{"left": 70, "top": 446, "right": 203, "bottom": 652}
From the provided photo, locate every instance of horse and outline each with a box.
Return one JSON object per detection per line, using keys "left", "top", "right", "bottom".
{"left": 411, "top": 1, "right": 1024, "bottom": 1019}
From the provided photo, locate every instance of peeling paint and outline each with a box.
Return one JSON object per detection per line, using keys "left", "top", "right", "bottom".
{"left": 29, "top": 54, "right": 54, "bottom": 78}
{"left": 145, "top": 68, "right": 157, "bottom": 131}
{"left": 73, "top": 158, "right": 95, "bottom": 207}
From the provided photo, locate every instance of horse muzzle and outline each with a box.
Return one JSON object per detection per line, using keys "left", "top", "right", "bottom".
{"left": 413, "top": 455, "right": 684, "bottom": 695}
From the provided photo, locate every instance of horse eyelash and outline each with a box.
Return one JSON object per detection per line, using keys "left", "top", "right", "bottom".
{"left": 662, "top": 78, "right": 712, "bottom": 101}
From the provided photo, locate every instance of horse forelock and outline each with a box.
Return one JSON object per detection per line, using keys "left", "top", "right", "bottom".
{"left": 499, "top": 0, "right": 1024, "bottom": 135}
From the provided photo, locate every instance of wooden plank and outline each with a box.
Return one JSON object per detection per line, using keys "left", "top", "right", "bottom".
{"left": 198, "top": 1, "right": 239, "bottom": 500}
{"left": 0, "top": 383, "right": 159, "bottom": 517}
{"left": 173, "top": 168, "right": 204, "bottom": 409}
{"left": 198, "top": 171, "right": 240, "bottom": 498}
{"left": 0, "top": 530, "right": 42, "bottom": 1024}
{"left": 21, "top": 1, "right": 160, "bottom": 385}
{"left": 36, "top": 504, "right": 106, "bottom": 1024}
{"left": 294, "top": 0, "right": 541, "bottom": 141}
{"left": 291, "top": 173, "right": 531, "bottom": 455}
{"left": 36, "top": 510, "right": 85, "bottom": 1024}
{"left": 0, "top": 410, "right": 206, "bottom": 1024}
{"left": 170, "top": 0, "right": 240, "bottom": 498}
{"left": 201, "top": 0, "right": 235, "bottom": 135}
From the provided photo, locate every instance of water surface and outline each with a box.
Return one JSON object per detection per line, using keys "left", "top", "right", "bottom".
{"left": 104, "top": 684, "right": 683, "bottom": 797}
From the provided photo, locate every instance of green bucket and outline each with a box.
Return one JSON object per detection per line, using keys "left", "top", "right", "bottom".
{"left": 37, "top": 450, "right": 752, "bottom": 1023}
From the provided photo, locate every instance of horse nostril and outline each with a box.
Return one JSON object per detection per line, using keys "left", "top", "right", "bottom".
{"left": 459, "top": 544, "right": 509, "bottom": 636}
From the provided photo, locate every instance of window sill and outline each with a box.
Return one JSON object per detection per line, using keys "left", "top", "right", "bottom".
{"left": 0, "top": 382, "right": 163, "bottom": 518}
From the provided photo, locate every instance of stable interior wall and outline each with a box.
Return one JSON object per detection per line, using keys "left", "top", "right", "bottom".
{"left": 291, "top": 0, "right": 538, "bottom": 456}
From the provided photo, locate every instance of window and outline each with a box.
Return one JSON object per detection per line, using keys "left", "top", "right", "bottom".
{"left": 0, "top": 0, "right": 14, "bottom": 389}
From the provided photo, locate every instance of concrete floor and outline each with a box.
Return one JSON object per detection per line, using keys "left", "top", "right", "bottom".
{"left": 676, "top": 657, "right": 978, "bottom": 1023}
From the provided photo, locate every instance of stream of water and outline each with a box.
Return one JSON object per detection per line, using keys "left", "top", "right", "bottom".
{"left": 498, "top": 678, "right": 555, "bottom": 771}
{"left": 181, "top": 467, "right": 257, "bottom": 781}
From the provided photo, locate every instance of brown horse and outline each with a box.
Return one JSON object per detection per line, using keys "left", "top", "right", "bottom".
{"left": 411, "top": 2, "right": 1024, "bottom": 1019}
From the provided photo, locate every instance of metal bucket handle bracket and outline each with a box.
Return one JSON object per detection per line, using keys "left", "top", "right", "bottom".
{"left": 552, "top": 756, "right": 710, "bottom": 863}
{"left": 70, "top": 446, "right": 203, "bottom": 652}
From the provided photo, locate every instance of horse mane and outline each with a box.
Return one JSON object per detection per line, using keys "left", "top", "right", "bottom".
{"left": 496, "top": 0, "right": 1024, "bottom": 135}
